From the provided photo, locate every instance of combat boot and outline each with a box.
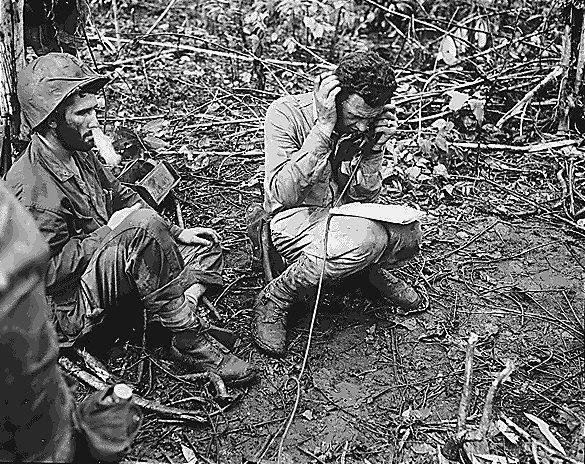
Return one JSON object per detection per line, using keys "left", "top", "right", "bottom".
{"left": 252, "top": 285, "right": 290, "bottom": 358}
{"left": 367, "top": 264, "right": 422, "bottom": 314}
{"left": 170, "top": 328, "right": 256, "bottom": 387}
{"left": 252, "top": 254, "right": 318, "bottom": 358}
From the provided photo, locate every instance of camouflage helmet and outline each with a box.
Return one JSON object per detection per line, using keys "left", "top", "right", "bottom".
{"left": 17, "top": 53, "right": 109, "bottom": 135}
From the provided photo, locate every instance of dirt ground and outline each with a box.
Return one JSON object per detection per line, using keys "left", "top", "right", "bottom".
{"left": 65, "top": 1, "right": 585, "bottom": 463}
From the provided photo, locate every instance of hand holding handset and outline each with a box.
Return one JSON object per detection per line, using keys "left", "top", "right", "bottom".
{"left": 370, "top": 103, "right": 398, "bottom": 154}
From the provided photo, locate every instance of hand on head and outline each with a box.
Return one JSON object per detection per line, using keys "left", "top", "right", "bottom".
{"left": 313, "top": 71, "right": 341, "bottom": 138}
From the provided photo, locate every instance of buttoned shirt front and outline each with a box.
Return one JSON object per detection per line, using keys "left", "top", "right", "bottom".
{"left": 6, "top": 134, "right": 146, "bottom": 296}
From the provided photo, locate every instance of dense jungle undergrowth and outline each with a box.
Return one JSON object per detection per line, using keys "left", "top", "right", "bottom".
{"left": 63, "top": 0, "right": 585, "bottom": 462}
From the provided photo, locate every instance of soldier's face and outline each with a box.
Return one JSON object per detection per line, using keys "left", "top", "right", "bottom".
{"left": 56, "top": 92, "right": 100, "bottom": 151}
{"left": 337, "top": 93, "right": 384, "bottom": 134}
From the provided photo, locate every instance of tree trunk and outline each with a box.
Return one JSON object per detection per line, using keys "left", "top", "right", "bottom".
{"left": 559, "top": 3, "right": 585, "bottom": 133}
{"left": 0, "top": 0, "right": 24, "bottom": 177}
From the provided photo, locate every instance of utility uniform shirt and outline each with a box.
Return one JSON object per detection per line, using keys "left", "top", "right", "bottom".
{"left": 263, "top": 92, "right": 384, "bottom": 215}
{"left": 6, "top": 133, "right": 182, "bottom": 342}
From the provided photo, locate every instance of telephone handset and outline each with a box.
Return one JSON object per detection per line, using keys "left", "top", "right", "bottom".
{"left": 332, "top": 91, "right": 384, "bottom": 164}
{"left": 331, "top": 124, "right": 383, "bottom": 165}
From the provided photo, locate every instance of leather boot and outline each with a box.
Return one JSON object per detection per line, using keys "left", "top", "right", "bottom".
{"left": 367, "top": 264, "right": 422, "bottom": 314}
{"left": 197, "top": 316, "right": 239, "bottom": 351}
{"left": 252, "top": 254, "right": 319, "bottom": 358}
{"left": 169, "top": 329, "right": 256, "bottom": 387}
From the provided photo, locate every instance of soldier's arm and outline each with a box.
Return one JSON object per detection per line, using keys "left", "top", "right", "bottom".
{"left": 30, "top": 205, "right": 112, "bottom": 294}
{"left": 264, "top": 100, "right": 332, "bottom": 208}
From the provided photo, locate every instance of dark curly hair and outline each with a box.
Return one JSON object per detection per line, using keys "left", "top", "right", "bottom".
{"left": 335, "top": 51, "right": 396, "bottom": 107}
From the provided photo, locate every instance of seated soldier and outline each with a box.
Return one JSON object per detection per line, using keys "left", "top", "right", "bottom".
{"left": 6, "top": 53, "right": 255, "bottom": 386}
{"left": 253, "top": 50, "right": 423, "bottom": 357}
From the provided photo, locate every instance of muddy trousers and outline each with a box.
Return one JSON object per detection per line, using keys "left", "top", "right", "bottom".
{"left": 53, "top": 208, "right": 224, "bottom": 342}
{"left": 270, "top": 206, "right": 422, "bottom": 292}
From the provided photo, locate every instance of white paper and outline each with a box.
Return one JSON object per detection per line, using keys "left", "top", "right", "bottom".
{"left": 330, "top": 202, "right": 425, "bottom": 225}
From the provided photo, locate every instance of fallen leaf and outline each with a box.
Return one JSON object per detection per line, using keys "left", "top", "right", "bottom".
{"left": 400, "top": 319, "right": 418, "bottom": 331}
{"left": 283, "top": 37, "right": 297, "bottom": 54}
{"left": 475, "top": 18, "right": 489, "bottom": 49}
{"left": 435, "top": 134, "right": 448, "bottom": 152}
{"left": 443, "top": 184, "right": 455, "bottom": 195}
{"left": 453, "top": 27, "right": 469, "bottom": 53}
{"left": 470, "top": 98, "right": 486, "bottom": 125}
{"left": 191, "top": 153, "right": 210, "bottom": 171}
{"left": 406, "top": 166, "right": 421, "bottom": 180}
{"left": 303, "top": 16, "right": 325, "bottom": 39}
{"left": 411, "top": 442, "right": 435, "bottom": 454}
{"left": 142, "top": 118, "right": 168, "bottom": 136}
{"left": 432, "top": 118, "right": 448, "bottom": 130}
{"left": 381, "top": 166, "right": 395, "bottom": 182}
{"left": 143, "top": 135, "right": 169, "bottom": 150}
{"left": 440, "top": 35, "right": 457, "bottom": 65}
{"left": 418, "top": 138, "right": 433, "bottom": 155}
{"left": 411, "top": 408, "right": 432, "bottom": 420}
{"left": 179, "top": 144, "right": 193, "bottom": 161}
{"left": 447, "top": 90, "right": 470, "bottom": 111}
{"left": 525, "top": 412, "right": 566, "bottom": 455}
{"left": 474, "top": 453, "right": 518, "bottom": 464}
{"left": 181, "top": 443, "right": 197, "bottom": 463}
{"left": 433, "top": 163, "right": 449, "bottom": 177}
{"left": 483, "top": 322, "right": 499, "bottom": 336}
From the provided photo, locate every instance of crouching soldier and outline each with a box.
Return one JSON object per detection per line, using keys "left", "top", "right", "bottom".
{"left": 253, "top": 51, "right": 423, "bottom": 357}
{"left": 6, "top": 53, "right": 255, "bottom": 386}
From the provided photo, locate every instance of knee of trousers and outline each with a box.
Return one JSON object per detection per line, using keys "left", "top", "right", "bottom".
{"left": 322, "top": 217, "right": 387, "bottom": 280}
{"left": 126, "top": 208, "right": 172, "bottom": 238}
{"left": 392, "top": 221, "right": 422, "bottom": 262}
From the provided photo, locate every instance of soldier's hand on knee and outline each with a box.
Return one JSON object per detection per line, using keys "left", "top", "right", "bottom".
{"left": 178, "top": 227, "right": 220, "bottom": 247}
{"left": 314, "top": 71, "right": 341, "bottom": 138}
{"left": 107, "top": 203, "right": 142, "bottom": 230}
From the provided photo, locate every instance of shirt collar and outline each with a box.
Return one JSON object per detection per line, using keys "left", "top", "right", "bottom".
{"left": 32, "top": 133, "right": 81, "bottom": 183}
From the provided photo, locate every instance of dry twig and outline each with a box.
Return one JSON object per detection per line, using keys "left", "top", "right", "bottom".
{"left": 496, "top": 66, "right": 564, "bottom": 128}
{"left": 59, "top": 356, "right": 206, "bottom": 422}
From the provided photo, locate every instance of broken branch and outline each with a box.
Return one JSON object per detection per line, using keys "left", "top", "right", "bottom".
{"left": 470, "top": 360, "right": 515, "bottom": 441}
{"left": 496, "top": 66, "right": 563, "bottom": 128}
{"left": 59, "top": 356, "right": 207, "bottom": 423}
{"left": 457, "top": 332, "right": 479, "bottom": 436}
